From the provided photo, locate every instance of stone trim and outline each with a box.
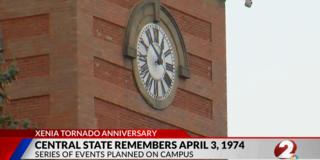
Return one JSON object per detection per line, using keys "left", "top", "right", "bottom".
{"left": 123, "top": 0, "right": 190, "bottom": 78}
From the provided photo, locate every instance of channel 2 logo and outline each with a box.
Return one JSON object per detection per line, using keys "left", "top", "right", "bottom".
{"left": 274, "top": 140, "right": 299, "bottom": 159}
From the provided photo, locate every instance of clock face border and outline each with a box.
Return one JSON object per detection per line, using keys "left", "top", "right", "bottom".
{"left": 123, "top": 0, "right": 190, "bottom": 109}
{"left": 136, "top": 23, "right": 177, "bottom": 101}
{"left": 132, "top": 21, "right": 179, "bottom": 109}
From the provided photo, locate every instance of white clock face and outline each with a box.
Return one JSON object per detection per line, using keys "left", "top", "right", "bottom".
{"left": 136, "top": 23, "right": 176, "bottom": 100}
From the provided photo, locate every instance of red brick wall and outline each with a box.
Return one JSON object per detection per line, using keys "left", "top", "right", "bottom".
{"left": 4, "top": 95, "right": 50, "bottom": 128}
{"left": 0, "top": 14, "right": 49, "bottom": 40}
{"left": 77, "top": 0, "right": 226, "bottom": 135}
{"left": 93, "top": 57, "right": 137, "bottom": 92}
{"left": 95, "top": 98, "right": 176, "bottom": 129}
{"left": 6, "top": 55, "right": 49, "bottom": 80}
{"left": 173, "top": 89, "right": 212, "bottom": 118}
{"left": 93, "top": 16, "right": 125, "bottom": 45}
{"left": 2, "top": 54, "right": 50, "bottom": 127}
{"left": 106, "top": 0, "right": 140, "bottom": 9}
{"left": 1, "top": 0, "right": 78, "bottom": 128}
{"left": 0, "top": 0, "right": 226, "bottom": 134}
{"left": 97, "top": 1, "right": 212, "bottom": 41}
{"left": 188, "top": 53, "right": 212, "bottom": 80}
{"left": 167, "top": 7, "right": 212, "bottom": 41}
{"left": 93, "top": 55, "right": 213, "bottom": 119}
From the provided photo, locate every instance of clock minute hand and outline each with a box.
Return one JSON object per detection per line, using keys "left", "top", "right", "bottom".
{"left": 150, "top": 43, "right": 161, "bottom": 59}
{"left": 150, "top": 43, "right": 163, "bottom": 65}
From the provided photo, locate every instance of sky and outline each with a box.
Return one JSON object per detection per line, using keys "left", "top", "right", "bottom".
{"left": 226, "top": 0, "right": 320, "bottom": 136}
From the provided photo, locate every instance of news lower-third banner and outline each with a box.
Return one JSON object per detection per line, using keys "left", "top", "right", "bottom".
{"left": 0, "top": 129, "right": 319, "bottom": 159}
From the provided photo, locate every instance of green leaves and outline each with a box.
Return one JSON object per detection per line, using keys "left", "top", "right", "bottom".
{"left": 22, "top": 119, "right": 31, "bottom": 129}
{"left": 0, "top": 31, "right": 33, "bottom": 129}
{"left": 0, "top": 64, "right": 19, "bottom": 84}
{"left": 0, "top": 64, "right": 18, "bottom": 105}
{"left": 0, "top": 115, "right": 32, "bottom": 129}
{"left": 0, "top": 55, "right": 33, "bottom": 129}
{"left": 0, "top": 92, "right": 7, "bottom": 105}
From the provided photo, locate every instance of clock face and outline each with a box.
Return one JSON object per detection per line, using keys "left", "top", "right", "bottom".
{"left": 136, "top": 23, "right": 176, "bottom": 101}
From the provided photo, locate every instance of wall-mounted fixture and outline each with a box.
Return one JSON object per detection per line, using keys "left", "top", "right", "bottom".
{"left": 245, "top": 0, "right": 253, "bottom": 8}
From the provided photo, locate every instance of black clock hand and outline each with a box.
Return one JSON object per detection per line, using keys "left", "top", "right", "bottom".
{"left": 150, "top": 42, "right": 160, "bottom": 58}
{"left": 150, "top": 43, "right": 163, "bottom": 65}
{"left": 159, "top": 36, "right": 165, "bottom": 57}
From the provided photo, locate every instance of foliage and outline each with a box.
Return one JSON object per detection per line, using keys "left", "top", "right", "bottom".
{"left": 0, "top": 64, "right": 19, "bottom": 104}
{"left": 0, "top": 50, "right": 32, "bottom": 129}
{"left": 0, "top": 115, "right": 31, "bottom": 129}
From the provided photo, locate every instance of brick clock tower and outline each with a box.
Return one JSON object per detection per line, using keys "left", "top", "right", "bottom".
{"left": 0, "top": 0, "right": 227, "bottom": 136}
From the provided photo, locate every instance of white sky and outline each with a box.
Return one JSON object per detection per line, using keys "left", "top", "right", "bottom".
{"left": 226, "top": 0, "right": 320, "bottom": 136}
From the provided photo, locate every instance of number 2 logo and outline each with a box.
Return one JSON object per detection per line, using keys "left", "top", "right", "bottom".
{"left": 274, "top": 140, "right": 297, "bottom": 159}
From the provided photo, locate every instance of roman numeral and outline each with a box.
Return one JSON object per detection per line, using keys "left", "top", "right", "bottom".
{"left": 137, "top": 51, "right": 146, "bottom": 57}
{"left": 138, "top": 55, "right": 147, "bottom": 63}
{"left": 153, "top": 28, "right": 159, "bottom": 43}
{"left": 139, "top": 38, "right": 148, "bottom": 50}
{"left": 160, "top": 80, "right": 166, "bottom": 95}
{"left": 160, "top": 36, "right": 165, "bottom": 51}
{"left": 166, "top": 63, "right": 173, "bottom": 72}
{"left": 146, "top": 28, "right": 153, "bottom": 44}
{"left": 146, "top": 74, "right": 152, "bottom": 87}
{"left": 148, "top": 78, "right": 154, "bottom": 91}
{"left": 154, "top": 80, "right": 158, "bottom": 97}
{"left": 164, "top": 72, "right": 172, "bottom": 87}
{"left": 140, "top": 63, "right": 149, "bottom": 78}
{"left": 164, "top": 49, "right": 171, "bottom": 57}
